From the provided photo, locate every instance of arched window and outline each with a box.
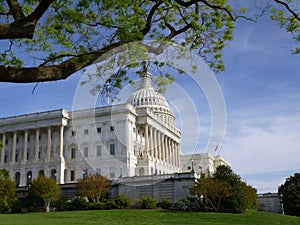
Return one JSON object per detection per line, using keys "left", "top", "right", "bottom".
{"left": 27, "top": 171, "right": 32, "bottom": 186}
{"left": 51, "top": 169, "right": 57, "bottom": 181}
{"left": 38, "top": 170, "right": 44, "bottom": 177}
{"left": 15, "top": 172, "right": 20, "bottom": 187}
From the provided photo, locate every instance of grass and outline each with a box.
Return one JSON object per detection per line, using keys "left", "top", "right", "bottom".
{"left": 0, "top": 210, "right": 299, "bottom": 225}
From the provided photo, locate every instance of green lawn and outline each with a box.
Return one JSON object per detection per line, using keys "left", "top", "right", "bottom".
{"left": 0, "top": 210, "right": 299, "bottom": 225}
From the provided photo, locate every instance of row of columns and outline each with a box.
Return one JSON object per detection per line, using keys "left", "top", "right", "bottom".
{"left": 133, "top": 122, "right": 180, "bottom": 168}
{"left": 0, "top": 126, "right": 64, "bottom": 164}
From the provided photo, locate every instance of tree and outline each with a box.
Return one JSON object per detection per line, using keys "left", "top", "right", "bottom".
{"left": 190, "top": 177, "right": 232, "bottom": 212}
{"left": 76, "top": 174, "right": 111, "bottom": 202}
{"left": 213, "top": 165, "right": 249, "bottom": 213}
{"left": 191, "top": 165, "right": 257, "bottom": 213}
{"left": 0, "top": 0, "right": 298, "bottom": 86}
{"left": 28, "top": 175, "right": 61, "bottom": 212}
{"left": 278, "top": 173, "right": 300, "bottom": 216}
{"left": 0, "top": 169, "right": 17, "bottom": 212}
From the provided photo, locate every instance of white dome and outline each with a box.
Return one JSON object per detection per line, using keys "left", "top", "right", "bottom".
{"left": 127, "top": 72, "right": 175, "bottom": 125}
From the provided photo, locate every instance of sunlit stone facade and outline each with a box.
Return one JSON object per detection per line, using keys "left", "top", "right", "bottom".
{"left": 0, "top": 72, "right": 182, "bottom": 187}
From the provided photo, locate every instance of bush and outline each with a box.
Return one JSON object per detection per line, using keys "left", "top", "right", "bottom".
{"left": 136, "top": 196, "right": 156, "bottom": 209}
{"left": 160, "top": 198, "right": 171, "bottom": 209}
{"left": 88, "top": 202, "right": 106, "bottom": 210}
{"left": 111, "top": 195, "right": 131, "bottom": 209}
{"left": 54, "top": 194, "right": 72, "bottom": 211}
{"left": 174, "top": 198, "right": 205, "bottom": 211}
{"left": 71, "top": 196, "right": 89, "bottom": 210}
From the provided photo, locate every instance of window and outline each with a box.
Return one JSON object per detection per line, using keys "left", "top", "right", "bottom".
{"left": 83, "top": 169, "right": 88, "bottom": 178}
{"left": 51, "top": 169, "right": 57, "bottom": 181}
{"left": 71, "top": 148, "right": 76, "bottom": 159}
{"left": 110, "top": 144, "right": 115, "bottom": 155}
{"left": 84, "top": 129, "right": 89, "bottom": 134}
{"left": 96, "top": 168, "right": 101, "bottom": 176}
{"left": 15, "top": 172, "right": 20, "bottom": 187}
{"left": 97, "top": 127, "right": 102, "bottom": 133}
{"left": 70, "top": 170, "right": 75, "bottom": 181}
{"left": 71, "top": 130, "right": 76, "bottom": 136}
{"left": 84, "top": 147, "right": 88, "bottom": 157}
{"left": 109, "top": 126, "right": 114, "bottom": 131}
{"left": 110, "top": 167, "right": 115, "bottom": 179}
{"left": 96, "top": 145, "right": 101, "bottom": 157}
{"left": 187, "top": 166, "right": 191, "bottom": 170}
{"left": 133, "top": 127, "right": 136, "bottom": 133}
{"left": 27, "top": 171, "right": 32, "bottom": 186}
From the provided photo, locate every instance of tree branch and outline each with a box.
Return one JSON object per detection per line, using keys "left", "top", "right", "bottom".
{"left": 6, "top": 0, "right": 25, "bottom": 20}
{"left": 175, "top": 0, "right": 235, "bottom": 21}
{"left": 0, "top": 42, "right": 123, "bottom": 83}
{"left": 0, "top": 0, "right": 54, "bottom": 39}
{"left": 273, "top": 0, "right": 300, "bottom": 21}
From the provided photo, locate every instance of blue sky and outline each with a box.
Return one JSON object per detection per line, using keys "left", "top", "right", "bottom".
{"left": 1, "top": 9, "right": 300, "bottom": 193}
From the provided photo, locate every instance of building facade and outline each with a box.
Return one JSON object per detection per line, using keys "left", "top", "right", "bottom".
{"left": 181, "top": 153, "right": 230, "bottom": 176}
{"left": 0, "top": 72, "right": 182, "bottom": 187}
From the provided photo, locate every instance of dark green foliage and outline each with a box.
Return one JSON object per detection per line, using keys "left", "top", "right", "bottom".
{"left": 160, "top": 198, "right": 171, "bottom": 209}
{"left": 0, "top": 169, "right": 17, "bottom": 213}
{"left": 191, "top": 165, "right": 257, "bottom": 213}
{"left": 110, "top": 195, "right": 131, "bottom": 209}
{"left": 70, "top": 197, "right": 89, "bottom": 211}
{"left": 279, "top": 173, "right": 300, "bottom": 216}
{"left": 55, "top": 194, "right": 130, "bottom": 211}
{"left": 174, "top": 198, "right": 205, "bottom": 211}
{"left": 136, "top": 196, "right": 156, "bottom": 209}
{"left": 28, "top": 176, "right": 61, "bottom": 212}
{"left": 88, "top": 202, "right": 106, "bottom": 210}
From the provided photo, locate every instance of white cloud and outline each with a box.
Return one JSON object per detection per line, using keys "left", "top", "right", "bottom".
{"left": 221, "top": 110, "right": 300, "bottom": 192}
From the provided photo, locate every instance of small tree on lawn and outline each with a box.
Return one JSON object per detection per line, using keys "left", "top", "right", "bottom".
{"left": 190, "top": 177, "right": 232, "bottom": 212}
{"left": 77, "top": 174, "right": 111, "bottom": 202}
{"left": 279, "top": 173, "right": 300, "bottom": 216}
{"left": 28, "top": 176, "right": 61, "bottom": 212}
{"left": 0, "top": 169, "right": 17, "bottom": 212}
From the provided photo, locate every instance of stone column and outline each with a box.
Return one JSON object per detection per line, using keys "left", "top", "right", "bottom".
{"left": 162, "top": 134, "right": 165, "bottom": 162}
{"left": 12, "top": 131, "right": 17, "bottom": 163}
{"left": 153, "top": 128, "right": 157, "bottom": 159}
{"left": 59, "top": 126, "right": 64, "bottom": 158}
{"left": 23, "top": 130, "right": 28, "bottom": 161}
{"left": 135, "top": 125, "right": 138, "bottom": 157}
{"left": 149, "top": 127, "right": 153, "bottom": 157}
{"left": 158, "top": 132, "right": 162, "bottom": 160}
{"left": 144, "top": 124, "right": 148, "bottom": 155}
{"left": 47, "top": 127, "right": 52, "bottom": 160}
{"left": 35, "top": 129, "right": 39, "bottom": 160}
{"left": 1, "top": 133, "right": 5, "bottom": 163}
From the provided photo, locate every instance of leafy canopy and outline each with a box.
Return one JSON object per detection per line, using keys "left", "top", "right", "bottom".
{"left": 278, "top": 173, "right": 300, "bottom": 216}
{"left": 0, "top": 0, "right": 298, "bottom": 86}
{"left": 76, "top": 174, "right": 111, "bottom": 202}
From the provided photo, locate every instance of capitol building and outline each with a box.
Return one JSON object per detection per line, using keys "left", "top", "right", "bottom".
{"left": 0, "top": 72, "right": 229, "bottom": 188}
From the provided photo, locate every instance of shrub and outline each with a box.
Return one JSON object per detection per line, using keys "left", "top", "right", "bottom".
{"left": 88, "top": 202, "right": 106, "bottom": 210}
{"left": 137, "top": 196, "right": 156, "bottom": 209}
{"left": 174, "top": 198, "right": 205, "bottom": 211}
{"left": 71, "top": 196, "right": 89, "bottom": 210}
{"left": 54, "top": 194, "right": 72, "bottom": 211}
{"left": 111, "top": 195, "right": 131, "bottom": 209}
{"left": 161, "top": 198, "right": 171, "bottom": 209}
{"left": 174, "top": 199, "right": 190, "bottom": 211}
